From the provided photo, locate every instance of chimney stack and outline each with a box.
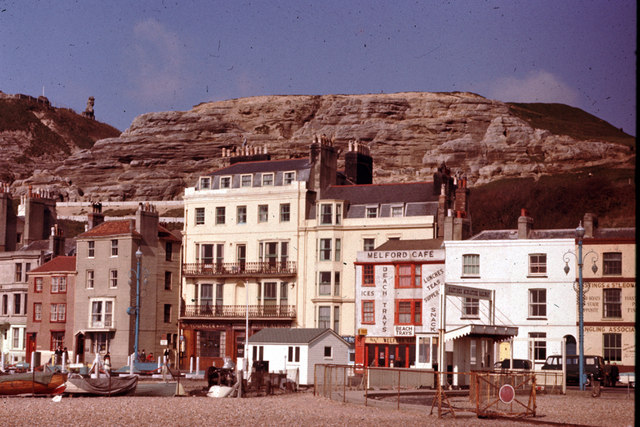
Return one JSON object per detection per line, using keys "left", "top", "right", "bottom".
{"left": 344, "top": 140, "right": 373, "bottom": 185}
{"left": 87, "top": 201, "right": 104, "bottom": 230}
{"left": 49, "top": 224, "right": 65, "bottom": 257}
{"left": 583, "top": 213, "right": 598, "bottom": 238}
{"left": 518, "top": 208, "right": 533, "bottom": 239}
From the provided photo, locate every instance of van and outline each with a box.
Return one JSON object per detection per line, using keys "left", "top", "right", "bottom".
{"left": 541, "top": 355, "right": 605, "bottom": 385}
{"left": 494, "top": 359, "right": 532, "bottom": 370}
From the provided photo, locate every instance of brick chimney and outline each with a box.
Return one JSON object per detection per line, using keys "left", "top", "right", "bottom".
{"left": 582, "top": 213, "right": 598, "bottom": 238}
{"left": 518, "top": 208, "right": 533, "bottom": 239}
{"left": 0, "top": 184, "right": 18, "bottom": 252}
{"left": 48, "top": 224, "right": 65, "bottom": 257}
{"left": 23, "top": 187, "right": 57, "bottom": 245}
{"left": 87, "top": 201, "right": 104, "bottom": 230}
{"left": 344, "top": 140, "right": 373, "bottom": 185}
{"left": 309, "top": 134, "right": 338, "bottom": 198}
{"left": 136, "top": 202, "right": 159, "bottom": 247}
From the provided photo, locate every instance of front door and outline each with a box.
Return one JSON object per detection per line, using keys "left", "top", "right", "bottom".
{"left": 26, "top": 333, "right": 36, "bottom": 365}
{"left": 75, "top": 333, "right": 85, "bottom": 363}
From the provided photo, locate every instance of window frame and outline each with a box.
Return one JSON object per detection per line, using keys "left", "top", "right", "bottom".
{"left": 603, "top": 333, "right": 622, "bottom": 362}
{"left": 33, "top": 302, "right": 42, "bottom": 322}
{"left": 363, "top": 238, "right": 375, "bottom": 251}
{"left": 51, "top": 276, "right": 67, "bottom": 294}
{"left": 240, "top": 174, "right": 253, "bottom": 187}
{"left": 362, "top": 300, "right": 375, "bottom": 324}
{"left": 109, "top": 269, "right": 118, "bottom": 289}
{"left": 391, "top": 205, "right": 404, "bottom": 217}
{"left": 319, "top": 238, "right": 332, "bottom": 261}
{"left": 90, "top": 298, "right": 114, "bottom": 329}
{"left": 528, "top": 288, "right": 547, "bottom": 318}
{"left": 261, "top": 173, "right": 274, "bottom": 186}
{"left": 34, "top": 277, "right": 43, "bottom": 293}
{"left": 165, "top": 242, "right": 172, "bottom": 261}
{"left": 199, "top": 176, "right": 211, "bottom": 190}
{"left": 14, "top": 263, "right": 22, "bottom": 282}
{"left": 86, "top": 270, "right": 94, "bottom": 289}
{"left": 318, "top": 271, "right": 332, "bottom": 296}
{"left": 365, "top": 206, "right": 378, "bottom": 218}
{"left": 320, "top": 204, "right": 333, "bottom": 225}
{"left": 395, "top": 300, "right": 422, "bottom": 326}
{"left": 280, "top": 203, "right": 291, "bottom": 222}
{"left": 603, "top": 288, "right": 622, "bottom": 318}
{"left": 164, "top": 271, "right": 172, "bottom": 290}
{"left": 163, "top": 304, "right": 172, "bottom": 323}
{"left": 50, "top": 303, "right": 66, "bottom": 322}
{"left": 362, "top": 265, "right": 375, "bottom": 287}
{"left": 219, "top": 176, "right": 231, "bottom": 189}
{"left": 195, "top": 207, "right": 205, "bottom": 225}
{"left": 88, "top": 241, "right": 95, "bottom": 258}
{"left": 462, "top": 297, "right": 480, "bottom": 318}
{"left": 318, "top": 306, "right": 331, "bottom": 328}
{"left": 529, "top": 332, "right": 547, "bottom": 361}
{"left": 528, "top": 253, "right": 547, "bottom": 275}
{"left": 215, "top": 206, "right": 226, "bottom": 225}
{"left": 462, "top": 254, "right": 480, "bottom": 276}
{"left": 603, "top": 252, "right": 622, "bottom": 276}
{"left": 258, "top": 205, "right": 269, "bottom": 223}
{"left": 237, "top": 205, "right": 247, "bottom": 224}
{"left": 283, "top": 171, "right": 296, "bottom": 185}
{"left": 395, "top": 264, "right": 422, "bottom": 288}
{"left": 111, "top": 239, "right": 118, "bottom": 257}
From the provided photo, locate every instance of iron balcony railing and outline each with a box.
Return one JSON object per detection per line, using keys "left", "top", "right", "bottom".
{"left": 180, "top": 304, "right": 296, "bottom": 319}
{"left": 182, "top": 261, "right": 297, "bottom": 277}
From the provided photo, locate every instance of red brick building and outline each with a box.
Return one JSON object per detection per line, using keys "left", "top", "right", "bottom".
{"left": 25, "top": 256, "right": 76, "bottom": 365}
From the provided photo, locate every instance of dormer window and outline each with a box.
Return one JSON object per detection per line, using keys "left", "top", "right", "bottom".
{"left": 241, "top": 174, "right": 252, "bottom": 187}
{"left": 284, "top": 171, "right": 296, "bottom": 185}
{"left": 199, "top": 177, "right": 211, "bottom": 190}
{"left": 262, "top": 173, "right": 274, "bottom": 186}
{"left": 366, "top": 206, "right": 378, "bottom": 218}
{"left": 320, "top": 204, "right": 333, "bottom": 225}
{"left": 220, "top": 176, "right": 231, "bottom": 189}
{"left": 391, "top": 205, "right": 404, "bottom": 217}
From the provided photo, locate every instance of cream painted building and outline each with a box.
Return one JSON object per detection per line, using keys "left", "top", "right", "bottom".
{"left": 179, "top": 137, "right": 463, "bottom": 369}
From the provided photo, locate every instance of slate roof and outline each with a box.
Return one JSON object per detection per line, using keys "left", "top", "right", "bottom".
{"left": 323, "top": 182, "right": 437, "bottom": 205}
{"left": 470, "top": 227, "right": 636, "bottom": 241}
{"left": 248, "top": 328, "right": 341, "bottom": 345}
{"left": 29, "top": 256, "right": 76, "bottom": 273}
{"left": 376, "top": 238, "right": 444, "bottom": 251}
{"left": 208, "top": 158, "right": 311, "bottom": 176}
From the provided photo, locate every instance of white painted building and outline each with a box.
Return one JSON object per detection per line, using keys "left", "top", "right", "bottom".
{"left": 444, "top": 210, "right": 577, "bottom": 369}
{"left": 247, "top": 328, "right": 350, "bottom": 385}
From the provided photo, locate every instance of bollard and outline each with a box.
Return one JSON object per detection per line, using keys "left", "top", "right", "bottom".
{"left": 76, "top": 354, "right": 80, "bottom": 364}
{"left": 1, "top": 351, "right": 5, "bottom": 371}
{"left": 130, "top": 353, "right": 135, "bottom": 375}
{"left": 189, "top": 356, "right": 194, "bottom": 373}
{"left": 196, "top": 357, "right": 200, "bottom": 376}
{"left": 62, "top": 353, "right": 67, "bottom": 373}
{"left": 30, "top": 351, "right": 35, "bottom": 373}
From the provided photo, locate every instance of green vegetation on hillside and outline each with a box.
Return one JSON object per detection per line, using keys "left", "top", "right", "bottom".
{"left": 508, "top": 103, "right": 636, "bottom": 145}
{"left": 470, "top": 167, "right": 636, "bottom": 233}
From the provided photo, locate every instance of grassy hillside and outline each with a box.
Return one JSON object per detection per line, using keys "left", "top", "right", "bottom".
{"left": 469, "top": 166, "right": 636, "bottom": 233}
{"left": 508, "top": 103, "right": 635, "bottom": 146}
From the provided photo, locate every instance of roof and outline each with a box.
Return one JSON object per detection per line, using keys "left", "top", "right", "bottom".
{"left": 78, "top": 220, "right": 141, "bottom": 238}
{"left": 471, "top": 227, "right": 636, "bottom": 241}
{"left": 248, "top": 328, "right": 346, "bottom": 345}
{"left": 323, "top": 182, "right": 438, "bottom": 205}
{"left": 78, "top": 220, "right": 180, "bottom": 241}
{"left": 29, "top": 256, "right": 76, "bottom": 273}
{"left": 376, "top": 238, "right": 444, "bottom": 251}
{"left": 445, "top": 325, "right": 518, "bottom": 343}
{"left": 208, "top": 158, "right": 310, "bottom": 176}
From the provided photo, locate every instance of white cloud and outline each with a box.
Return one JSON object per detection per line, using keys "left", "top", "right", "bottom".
{"left": 485, "top": 70, "right": 580, "bottom": 106}
{"left": 125, "top": 19, "right": 188, "bottom": 105}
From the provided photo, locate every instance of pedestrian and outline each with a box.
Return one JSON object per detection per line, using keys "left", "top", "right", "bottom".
{"left": 54, "top": 346, "right": 63, "bottom": 365}
{"left": 104, "top": 352, "right": 111, "bottom": 373}
{"left": 147, "top": 352, "right": 154, "bottom": 362}
{"left": 163, "top": 347, "right": 171, "bottom": 368}
{"left": 62, "top": 347, "right": 69, "bottom": 365}
{"left": 139, "top": 349, "right": 146, "bottom": 362}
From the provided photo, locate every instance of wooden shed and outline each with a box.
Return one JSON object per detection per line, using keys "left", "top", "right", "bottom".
{"left": 247, "top": 328, "right": 350, "bottom": 385}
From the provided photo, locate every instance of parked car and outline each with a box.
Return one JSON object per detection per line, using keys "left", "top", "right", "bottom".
{"left": 541, "top": 355, "right": 605, "bottom": 385}
{"left": 494, "top": 359, "right": 532, "bottom": 370}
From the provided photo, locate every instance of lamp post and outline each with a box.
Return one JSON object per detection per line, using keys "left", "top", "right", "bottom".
{"left": 244, "top": 279, "right": 249, "bottom": 377}
{"left": 563, "top": 222, "right": 598, "bottom": 390}
{"left": 128, "top": 248, "right": 147, "bottom": 363}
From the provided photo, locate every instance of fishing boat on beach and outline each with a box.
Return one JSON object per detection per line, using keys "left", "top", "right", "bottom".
{"left": 0, "top": 368, "right": 67, "bottom": 395}
{"left": 64, "top": 373, "right": 138, "bottom": 396}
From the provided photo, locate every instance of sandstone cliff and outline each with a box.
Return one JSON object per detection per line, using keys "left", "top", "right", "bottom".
{"left": 4, "top": 92, "right": 635, "bottom": 201}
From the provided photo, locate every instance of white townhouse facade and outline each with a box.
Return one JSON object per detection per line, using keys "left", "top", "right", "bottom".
{"left": 179, "top": 136, "right": 466, "bottom": 369}
{"left": 444, "top": 210, "right": 577, "bottom": 369}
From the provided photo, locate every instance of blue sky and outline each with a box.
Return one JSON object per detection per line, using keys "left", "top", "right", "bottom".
{"left": 1, "top": 1, "right": 636, "bottom": 135}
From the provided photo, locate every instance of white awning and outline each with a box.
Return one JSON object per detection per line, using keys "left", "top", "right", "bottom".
{"left": 445, "top": 324, "right": 518, "bottom": 342}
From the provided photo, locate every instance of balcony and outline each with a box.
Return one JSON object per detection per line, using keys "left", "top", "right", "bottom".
{"left": 182, "top": 261, "right": 297, "bottom": 278}
{"left": 180, "top": 304, "right": 296, "bottom": 320}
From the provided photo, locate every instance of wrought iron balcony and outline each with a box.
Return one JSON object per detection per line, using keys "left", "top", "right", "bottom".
{"left": 180, "top": 304, "right": 296, "bottom": 319}
{"left": 182, "top": 261, "right": 297, "bottom": 278}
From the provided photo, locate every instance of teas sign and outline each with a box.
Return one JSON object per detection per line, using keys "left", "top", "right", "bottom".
{"left": 394, "top": 325, "right": 415, "bottom": 337}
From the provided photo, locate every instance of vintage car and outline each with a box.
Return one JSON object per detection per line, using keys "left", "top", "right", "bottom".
{"left": 494, "top": 359, "right": 533, "bottom": 370}
{"left": 541, "top": 355, "right": 605, "bottom": 385}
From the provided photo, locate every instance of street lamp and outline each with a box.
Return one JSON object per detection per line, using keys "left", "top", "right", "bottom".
{"left": 563, "top": 222, "right": 598, "bottom": 391}
{"left": 128, "top": 247, "right": 147, "bottom": 364}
